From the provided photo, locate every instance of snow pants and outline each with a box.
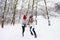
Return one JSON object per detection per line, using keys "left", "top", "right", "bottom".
{"left": 22, "top": 24, "right": 26, "bottom": 36}
{"left": 30, "top": 26, "right": 37, "bottom": 38}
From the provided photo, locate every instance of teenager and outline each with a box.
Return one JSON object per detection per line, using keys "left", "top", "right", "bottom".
{"left": 28, "top": 15, "right": 37, "bottom": 38}
{"left": 22, "top": 15, "right": 27, "bottom": 36}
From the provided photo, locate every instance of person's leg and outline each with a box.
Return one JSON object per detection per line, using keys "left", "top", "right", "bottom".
{"left": 22, "top": 26, "right": 25, "bottom": 36}
{"left": 32, "top": 28, "right": 37, "bottom": 38}
{"left": 30, "top": 26, "right": 33, "bottom": 35}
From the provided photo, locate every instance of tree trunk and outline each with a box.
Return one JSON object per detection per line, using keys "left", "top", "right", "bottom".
{"left": 44, "top": 0, "right": 51, "bottom": 26}
{"left": 1, "top": 0, "right": 7, "bottom": 28}
{"left": 32, "top": 0, "right": 34, "bottom": 15}
{"left": 11, "top": 0, "right": 18, "bottom": 25}
{"left": 35, "top": 1, "right": 37, "bottom": 25}
{"left": 19, "top": 0, "right": 24, "bottom": 23}
{"left": 26, "top": 0, "right": 30, "bottom": 16}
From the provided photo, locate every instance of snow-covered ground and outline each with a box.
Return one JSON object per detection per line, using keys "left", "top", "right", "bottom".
{"left": 0, "top": 16, "right": 60, "bottom": 40}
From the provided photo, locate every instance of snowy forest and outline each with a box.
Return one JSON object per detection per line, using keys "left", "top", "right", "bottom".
{"left": 0, "top": 0, "right": 60, "bottom": 40}
{"left": 0, "top": 0, "right": 60, "bottom": 28}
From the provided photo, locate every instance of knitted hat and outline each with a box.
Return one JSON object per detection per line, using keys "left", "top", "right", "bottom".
{"left": 29, "top": 15, "right": 33, "bottom": 18}
{"left": 23, "top": 15, "right": 27, "bottom": 20}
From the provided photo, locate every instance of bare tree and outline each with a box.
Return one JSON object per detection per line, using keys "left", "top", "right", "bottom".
{"left": 1, "top": 0, "right": 7, "bottom": 28}
{"left": 19, "top": 0, "right": 24, "bottom": 22}
{"left": 26, "top": 0, "right": 30, "bottom": 16}
{"left": 44, "top": 0, "right": 51, "bottom": 26}
{"left": 32, "top": 0, "right": 34, "bottom": 15}
{"left": 11, "top": 0, "right": 18, "bottom": 25}
{"left": 35, "top": 1, "right": 38, "bottom": 25}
